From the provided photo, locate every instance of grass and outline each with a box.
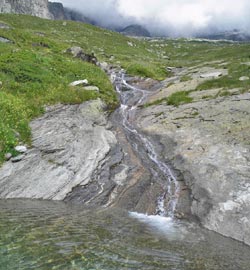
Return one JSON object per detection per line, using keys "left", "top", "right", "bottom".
{"left": 145, "top": 91, "right": 193, "bottom": 107}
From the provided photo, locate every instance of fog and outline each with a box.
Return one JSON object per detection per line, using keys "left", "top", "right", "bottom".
{"left": 50, "top": 0, "right": 250, "bottom": 36}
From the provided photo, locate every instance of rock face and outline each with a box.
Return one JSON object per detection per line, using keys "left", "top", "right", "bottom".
{"left": 0, "top": 0, "right": 53, "bottom": 19}
{"left": 0, "top": 100, "right": 118, "bottom": 200}
{"left": 137, "top": 68, "right": 250, "bottom": 245}
{"left": 48, "top": 2, "right": 65, "bottom": 20}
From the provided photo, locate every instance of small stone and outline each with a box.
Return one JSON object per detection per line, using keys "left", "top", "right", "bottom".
{"left": 200, "top": 72, "right": 222, "bottom": 78}
{"left": 11, "top": 155, "right": 25, "bottom": 163}
{"left": 62, "top": 22, "right": 67, "bottom": 26}
{"left": 4, "top": 153, "right": 12, "bottom": 161}
{"left": 239, "top": 76, "right": 249, "bottom": 81}
{"left": 69, "top": 80, "right": 88, "bottom": 87}
{"left": 0, "top": 81, "right": 2, "bottom": 88}
{"left": 15, "top": 145, "right": 27, "bottom": 153}
{"left": 0, "top": 37, "right": 11, "bottom": 43}
{"left": 83, "top": 86, "right": 99, "bottom": 92}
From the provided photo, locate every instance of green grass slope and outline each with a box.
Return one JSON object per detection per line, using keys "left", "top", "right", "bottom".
{"left": 0, "top": 14, "right": 169, "bottom": 163}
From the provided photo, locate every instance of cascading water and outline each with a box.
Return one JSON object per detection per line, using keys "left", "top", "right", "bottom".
{"left": 112, "top": 69, "right": 180, "bottom": 217}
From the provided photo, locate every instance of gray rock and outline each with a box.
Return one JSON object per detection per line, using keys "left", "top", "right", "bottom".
{"left": 11, "top": 155, "right": 25, "bottom": 163}
{"left": 67, "top": 47, "right": 98, "bottom": 65}
{"left": 138, "top": 92, "right": 250, "bottom": 245}
{"left": 15, "top": 146, "right": 27, "bottom": 153}
{"left": 67, "top": 46, "right": 83, "bottom": 58}
{"left": 83, "top": 86, "right": 99, "bottom": 92}
{"left": 0, "top": 100, "right": 117, "bottom": 201}
{"left": 99, "top": 62, "right": 109, "bottom": 71}
{"left": 0, "top": 37, "right": 11, "bottom": 43}
{"left": 200, "top": 72, "right": 222, "bottom": 78}
{"left": 239, "top": 76, "right": 249, "bottom": 81}
{"left": 69, "top": 80, "right": 88, "bottom": 87}
{"left": 4, "top": 153, "right": 12, "bottom": 161}
{"left": 0, "top": 0, "right": 53, "bottom": 19}
{"left": 0, "top": 22, "right": 10, "bottom": 29}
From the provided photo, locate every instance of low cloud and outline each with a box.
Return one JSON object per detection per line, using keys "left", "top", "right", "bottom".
{"left": 51, "top": 0, "right": 250, "bottom": 36}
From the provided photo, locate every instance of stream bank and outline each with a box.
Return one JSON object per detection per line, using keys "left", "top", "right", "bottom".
{"left": 0, "top": 65, "right": 249, "bottom": 247}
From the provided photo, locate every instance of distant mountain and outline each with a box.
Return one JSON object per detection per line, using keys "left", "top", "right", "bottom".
{"left": 198, "top": 30, "right": 250, "bottom": 42}
{"left": 48, "top": 2, "right": 93, "bottom": 24}
{"left": 120, "top": 24, "right": 151, "bottom": 37}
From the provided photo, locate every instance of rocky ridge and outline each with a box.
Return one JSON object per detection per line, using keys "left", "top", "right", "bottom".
{"left": 0, "top": 0, "right": 53, "bottom": 19}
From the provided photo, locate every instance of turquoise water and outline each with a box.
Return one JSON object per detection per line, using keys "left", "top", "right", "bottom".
{"left": 0, "top": 199, "right": 250, "bottom": 270}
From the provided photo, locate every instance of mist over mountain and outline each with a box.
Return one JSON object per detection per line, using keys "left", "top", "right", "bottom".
{"left": 50, "top": 0, "right": 250, "bottom": 37}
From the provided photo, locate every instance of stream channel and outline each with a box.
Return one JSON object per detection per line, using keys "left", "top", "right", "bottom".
{"left": 0, "top": 70, "right": 250, "bottom": 269}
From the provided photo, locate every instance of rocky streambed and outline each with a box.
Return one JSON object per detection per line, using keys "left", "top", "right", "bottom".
{"left": 0, "top": 64, "right": 250, "bottom": 249}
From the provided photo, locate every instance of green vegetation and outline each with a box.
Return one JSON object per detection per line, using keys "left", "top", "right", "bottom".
{"left": 0, "top": 14, "right": 250, "bottom": 164}
{"left": 180, "top": 75, "right": 192, "bottom": 82}
{"left": 167, "top": 91, "right": 193, "bottom": 106}
{"left": 145, "top": 91, "right": 193, "bottom": 107}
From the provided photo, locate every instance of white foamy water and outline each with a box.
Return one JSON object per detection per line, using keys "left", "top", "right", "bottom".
{"left": 129, "top": 212, "right": 188, "bottom": 241}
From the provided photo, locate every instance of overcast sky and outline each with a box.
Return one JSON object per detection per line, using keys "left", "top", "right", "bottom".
{"left": 51, "top": 0, "right": 250, "bottom": 36}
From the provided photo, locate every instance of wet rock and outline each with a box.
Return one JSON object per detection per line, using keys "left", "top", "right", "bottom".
{"left": 138, "top": 92, "right": 250, "bottom": 245}
{"left": 15, "top": 146, "right": 27, "bottom": 153}
{"left": 69, "top": 79, "right": 88, "bottom": 87}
